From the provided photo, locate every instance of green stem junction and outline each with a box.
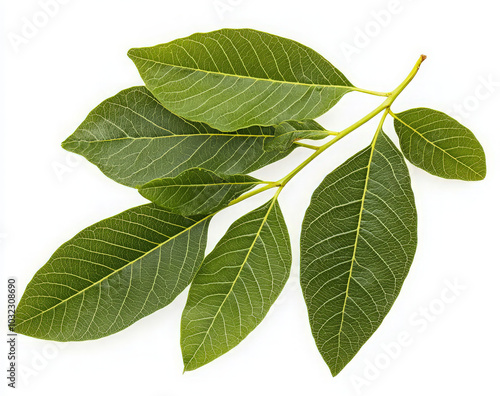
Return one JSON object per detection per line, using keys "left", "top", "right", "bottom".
{"left": 230, "top": 55, "right": 426, "bottom": 206}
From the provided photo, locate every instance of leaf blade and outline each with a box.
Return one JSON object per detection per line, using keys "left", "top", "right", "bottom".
{"left": 393, "top": 108, "right": 486, "bottom": 181}
{"left": 264, "top": 120, "right": 329, "bottom": 152}
{"left": 128, "top": 28, "right": 353, "bottom": 131}
{"left": 62, "top": 87, "right": 297, "bottom": 187}
{"left": 139, "top": 168, "right": 262, "bottom": 216}
{"left": 181, "top": 198, "right": 292, "bottom": 371}
{"left": 14, "top": 204, "right": 210, "bottom": 341}
{"left": 300, "top": 131, "right": 417, "bottom": 376}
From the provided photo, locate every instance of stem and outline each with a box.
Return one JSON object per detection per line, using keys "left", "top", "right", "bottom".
{"left": 387, "top": 54, "right": 427, "bottom": 102}
{"left": 278, "top": 55, "right": 426, "bottom": 188}
{"left": 229, "top": 55, "right": 426, "bottom": 205}
{"left": 229, "top": 182, "right": 280, "bottom": 206}
{"left": 294, "top": 142, "right": 321, "bottom": 150}
{"left": 350, "top": 87, "right": 390, "bottom": 97}
{"left": 372, "top": 108, "right": 390, "bottom": 143}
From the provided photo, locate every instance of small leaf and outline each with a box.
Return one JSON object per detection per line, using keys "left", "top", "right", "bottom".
{"left": 62, "top": 87, "right": 297, "bottom": 187}
{"left": 139, "top": 168, "right": 262, "bottom": 216}
{"left": 14, "top": 204, "right": 210, "bottom": 341}
{"left": 181, "top": 198, "right": 292, "bottom": 371}
{"left": 393, "top": 108, "right": 486, "bottom": 181}
{"left": 128, "top": 28, "right": 353, "bottom": 131}
{"left": 264, "top": 120, "right": 329, "bottom": 152}
{"left": 301, "top": 131, "right": 417, "bottom": 376}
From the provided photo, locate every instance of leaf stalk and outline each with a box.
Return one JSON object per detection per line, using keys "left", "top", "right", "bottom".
{"left": 230, "top": 55, "right": 426, "bottom": 204}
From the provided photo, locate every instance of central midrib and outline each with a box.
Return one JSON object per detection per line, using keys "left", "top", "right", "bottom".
{"left": 64, "top": 133, "right": 272, "bottom": 145}
{"left": 129, "top": 53, "right": 354, "bottom": 90}
{"left": 333, "top": 139, "right": 377, "bottom": 367}
{"left": 184, "top": 198, "right": 277, "bottom": 369}
{"left": 144, "top": 181, "right": 261, "bottom": 189}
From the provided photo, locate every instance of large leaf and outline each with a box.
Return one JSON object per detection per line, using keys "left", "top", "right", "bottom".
{"left": 128, "top": 28, "right": 353, "bottom": 131}
{"left": 62, "top": 87, "right": 299, "bottom": 187}
{"left": 14, "top": 204, "right": 210, "bottom": 341}
{"left": 181, "top": 198, "right": 292, "bottom": 371}
{"left": 264, "top": 120, "right": 329, "bottom": 152}
{"left": 139, "top": 168, "right": 262, "bottom": 216}
{"left": 393, "top": 108, "right": 486, "bottom": 181}
{"left": 301, "top": 131, "right": 417, "bottom": 376}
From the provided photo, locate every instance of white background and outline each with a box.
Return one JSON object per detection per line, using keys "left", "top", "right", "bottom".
{"left": 1, "top": 0, "right": 499, "bottom": 395}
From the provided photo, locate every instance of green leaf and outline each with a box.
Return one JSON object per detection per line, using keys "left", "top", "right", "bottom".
{"left": 13, "top": 204, "right": 210, "bottom": 341}
{"left": 181, "top": 198, "right": 292, "bottom": 371}
{"left": 392, "top": 108, "right": 486, "bottom": 181}
{"left": 264, "top": 120, "right": 329, "bottom": 152}
{"left": 300, "top": 131, "right": 417, "bottom": 376}
{"left": 128, "top": 28, "right": 353, "bottom": 131}
{"left": 62, "top": 87, "right": 297, "bottom": 187}
{"left": 139, "top": 168, "right": 262, "bottom": 216}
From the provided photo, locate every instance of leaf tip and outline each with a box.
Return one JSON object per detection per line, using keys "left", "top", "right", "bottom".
{"left": 329, "top": 367, "right": 341, "bottom": 378}
{"left": 182, "top": 360, "right": 196, "bottom": 373}
{"left": 326, "top": 359, "right": 349, "bottom": 378}
{"left": 127, "top": 48, "right": 141, "bottom": 61}
{"left": 60, "top": 138, "right": 81, "bottom": 156}
{"left": 60, "top": 137, "right": 73, "bottom": 152}
{"left": 471, "top": 166, "right": 487, "bottom": 181}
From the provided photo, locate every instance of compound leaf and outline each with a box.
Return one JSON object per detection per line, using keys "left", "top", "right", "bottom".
{"left": 393, "top": 108, "right": 486, "bottom": 181}
{"left": 181, "top": 198, "right": 292, "bottom": 371}
{"left": 128, "top": 28, "right": 353, "bottom": 131}
{"left": 301, "top": 131, "right": 417, "bottom": 376}
{"left": 14, "top": 204, "right": 210, "bottom": 341}
{"left": 139, "top": 168, "right": 262, "bottom": 216}
{"left": 62, "top": 87, "right": 298, "bottom": 187}
{"left": 264, "top": 120, "right": 329, "bottom": 151}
